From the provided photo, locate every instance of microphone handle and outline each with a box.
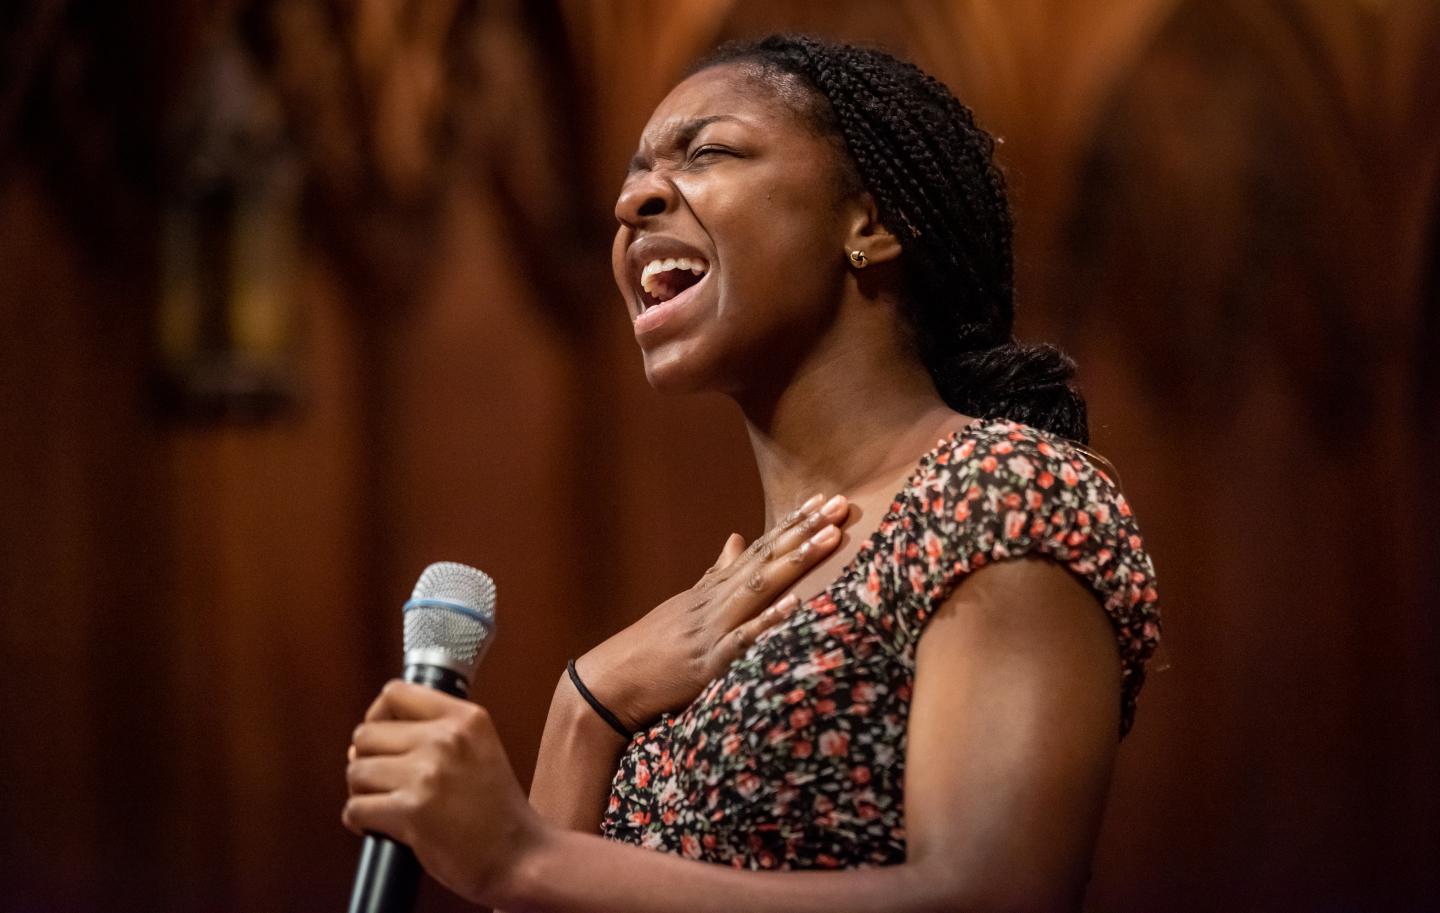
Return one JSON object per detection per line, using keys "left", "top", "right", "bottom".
{"left": 346, "top": 664, "right": 469, "bottom": 913}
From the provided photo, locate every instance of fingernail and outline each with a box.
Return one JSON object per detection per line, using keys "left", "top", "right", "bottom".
{"left": 785, "top": 496, "right": 822, "bottom": 527}
{"left": 821, "top": 494, "right": 847, "bottom": 516}
{"left": 810, "top": 524, "right": 840, "bottom": 546}
{"left": 768, "top": 594, "right": 799, "bottom": 619}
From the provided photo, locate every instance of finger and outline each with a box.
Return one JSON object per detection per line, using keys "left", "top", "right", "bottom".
{"left": 713, "top": 533, "right": 747, "bottom": 572}
{"left": 748, "top": 493, "right": 825, "bottom": 560}
{"left": 778, "top": 495, "right": 851, "bottom": 552}
{"left": 364, "top": 679, "right": 468, "bottom": 722}
{"left": 728, "top": 593, "right": 803, "bottom": 654}
{"left": 342, "top": 793, "right": 411, "bottom": 841}
{"left": 744, "top": 494, "right": 848, "bottom": 572}
{"left": 353, "top": 719, "right": 427, "bottom": 757}
{"left": 347, "top": 755, "right": 413, "bottom": 796}
{"left": 720, "top": 522, "right": 842, "bottom": 627}
{"left": 725, "top": 494, "right": 847, "bottom": 597}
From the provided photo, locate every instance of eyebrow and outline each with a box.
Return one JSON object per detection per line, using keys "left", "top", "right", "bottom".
{"left": 627, "top": 114, "right": 741, "bottom": 173}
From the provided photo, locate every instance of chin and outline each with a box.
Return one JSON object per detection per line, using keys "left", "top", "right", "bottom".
{"left": 640, "top": 344, "right": 726, "bottom": 396}
{"left": 642, "top": 360, "right": 708, "bottom": 395}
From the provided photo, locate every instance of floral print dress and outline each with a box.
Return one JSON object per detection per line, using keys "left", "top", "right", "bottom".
{"left": 600, "top": 418, "right": 1162, "bottom": 869}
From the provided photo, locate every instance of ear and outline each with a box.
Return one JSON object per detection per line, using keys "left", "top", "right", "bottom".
{"left": 841, "top": 192, "right": 902, "bottom": 266}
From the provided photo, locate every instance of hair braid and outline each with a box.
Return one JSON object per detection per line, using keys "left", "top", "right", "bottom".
{"left": 693, "top": 34, "right": 1087, "bottom": 442}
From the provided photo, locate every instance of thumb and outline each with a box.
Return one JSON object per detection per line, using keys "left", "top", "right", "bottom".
{"left": 714, "top": 533, "right": 747, "bottom": 571}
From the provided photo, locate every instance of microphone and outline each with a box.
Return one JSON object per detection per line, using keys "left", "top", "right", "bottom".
{"left": 347, "top": 562, "right": 497, "bottom": 913}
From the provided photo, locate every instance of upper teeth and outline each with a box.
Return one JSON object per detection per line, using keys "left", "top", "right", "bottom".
{"left": 640, "top": 257, "right": 709, "bottom": 297}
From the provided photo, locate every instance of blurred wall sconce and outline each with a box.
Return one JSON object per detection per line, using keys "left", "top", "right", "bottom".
{"left": 155, "top": 32, "right": 301, "bottom": 421}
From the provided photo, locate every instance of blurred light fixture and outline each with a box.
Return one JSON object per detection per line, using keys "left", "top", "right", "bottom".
{"left": 155, "top": 31, "right": 301, "bottom": 421}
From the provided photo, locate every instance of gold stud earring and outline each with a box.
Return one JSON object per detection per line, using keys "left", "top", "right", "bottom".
{"left": 848, "top": 249, "right": 869, "bottom": 268}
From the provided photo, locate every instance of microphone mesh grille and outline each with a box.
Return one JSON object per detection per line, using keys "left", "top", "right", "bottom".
{"left": 404, "top": 562, "right": 496, "bottom": 670}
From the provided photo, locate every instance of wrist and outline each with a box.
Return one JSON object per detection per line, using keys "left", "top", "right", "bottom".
{"left": 571, "top": 648, "right": 649, "bottom": 733}
{"left": 552, "top": 668, "right": 634, "bottom": 746}
{"left": 490, "top": 817, "right": 565, "bottom": 913}
{"left": 568, "top": 659, "right": 638, "bottom": 739}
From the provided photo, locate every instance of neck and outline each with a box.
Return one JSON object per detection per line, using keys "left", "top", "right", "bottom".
{"left": 735, "top": 327, "right": 971, "bottom": 527}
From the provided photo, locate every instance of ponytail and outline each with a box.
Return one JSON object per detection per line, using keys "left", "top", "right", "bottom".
{"left": 933, "top": 341, "right": 1088, "bottom": 443}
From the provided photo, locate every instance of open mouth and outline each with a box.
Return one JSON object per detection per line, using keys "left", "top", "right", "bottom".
{"left": 638, "top": 257, "right": 709, "bottom": 312}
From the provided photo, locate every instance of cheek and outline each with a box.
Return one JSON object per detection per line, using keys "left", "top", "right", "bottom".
{"left": 610, "top": 230, "right": 629, "bottom": 297}
{"left": 711, "top": 181, "right": 843, "bottom": 305}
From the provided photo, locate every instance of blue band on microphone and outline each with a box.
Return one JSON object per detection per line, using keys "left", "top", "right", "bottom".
{"left": 402, "top": 597, "right": 494, "bottom": 625}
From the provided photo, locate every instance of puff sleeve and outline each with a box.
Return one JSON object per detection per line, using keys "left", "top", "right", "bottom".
{"left": 861, "top": 421, "right": 1162, "bottom": 737}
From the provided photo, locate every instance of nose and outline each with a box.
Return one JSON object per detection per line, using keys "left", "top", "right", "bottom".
{"left": 614, "top": 172, "right": 674, "bottom": 226}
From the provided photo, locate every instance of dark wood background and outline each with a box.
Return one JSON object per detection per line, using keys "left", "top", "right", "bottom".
{"left": 1, "top": 2, "right": 1436, "bottom": 911}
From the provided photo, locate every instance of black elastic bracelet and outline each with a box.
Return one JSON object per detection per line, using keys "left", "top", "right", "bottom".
{"left": 567, "top": 659, "right": 633, "bottom": 740}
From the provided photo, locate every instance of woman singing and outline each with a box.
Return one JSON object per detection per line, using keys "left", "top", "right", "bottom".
{"left": 343, "top": 34, "right": 1162, "bottom": 912}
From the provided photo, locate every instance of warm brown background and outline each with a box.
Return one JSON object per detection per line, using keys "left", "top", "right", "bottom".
{"left": 2, "top": 2, "right": 1437, "bottom": 912}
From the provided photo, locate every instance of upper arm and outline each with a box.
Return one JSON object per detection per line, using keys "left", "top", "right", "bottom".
{"left": 903, "top": 557, "right": 1120, "bottom": 912}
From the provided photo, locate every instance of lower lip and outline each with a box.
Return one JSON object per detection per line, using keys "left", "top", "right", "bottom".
{"left": 633, "top": 273, "right": 711, "bottom": 339}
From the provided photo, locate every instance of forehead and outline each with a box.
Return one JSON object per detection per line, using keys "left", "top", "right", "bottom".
{"left": 637, "top": 64, "right": 803, "bottom": 147}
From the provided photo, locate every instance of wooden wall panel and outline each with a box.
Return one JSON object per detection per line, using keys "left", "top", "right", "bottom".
{"left": 0, "top": 172, "right": 115, "bottom": 913}
{"left": 374, "top": 191, "right": 588, "bottom": 782}
{"left": 155, "top": 255, "right": 376, "bottom": 911}
{"left": 1054, "top": 2, "right": 1440, "bottom": 908}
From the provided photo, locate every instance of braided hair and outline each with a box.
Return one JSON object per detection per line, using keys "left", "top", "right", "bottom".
{"left": 692, "top": 35, "right": 1089, "bottom": 443}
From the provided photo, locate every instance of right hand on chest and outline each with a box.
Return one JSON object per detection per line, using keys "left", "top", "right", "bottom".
{"left": 575, "top": 493, "right": 851, "bottom": 732}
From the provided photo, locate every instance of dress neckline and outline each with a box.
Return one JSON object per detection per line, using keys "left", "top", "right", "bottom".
{"left": 802, "top": 415, "right": 995, "bottom": 609}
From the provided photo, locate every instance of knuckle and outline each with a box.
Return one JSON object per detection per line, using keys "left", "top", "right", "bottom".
{"left": 416, "top": 758, "right": 443, "bottom": 790}
{"left": 400, "top": 786, "right": 425, "bottom": 812}
{"left": 454, "top": 705, "right": 489, "bottom": 739}
{"left": 439, "top": 720, "right": 469, "bottom": 752}
{"left": 687, "top": 642, "right": 708, "bottom": 666}
{"left": 395, "top": 791, "right": 423, "bottom": 826}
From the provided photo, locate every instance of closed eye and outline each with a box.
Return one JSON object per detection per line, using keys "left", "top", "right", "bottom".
{"left": 688, "top": 145, "right": 738, "bottom": 163}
